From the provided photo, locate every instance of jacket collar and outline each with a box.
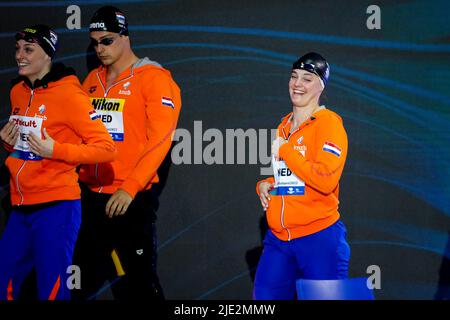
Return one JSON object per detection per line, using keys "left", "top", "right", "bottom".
{"left": 280, "top": 106, "right": 327, "bottom": 138}
{"left": 11, "top": 62, "right": 76, "bottom": 89}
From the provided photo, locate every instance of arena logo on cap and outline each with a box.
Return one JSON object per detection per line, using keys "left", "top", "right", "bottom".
{"left": 90, "top": 22, "right": 105, "bottom": 29}
{"left": 24, "top": 28, "right": 37, "bottom": 33}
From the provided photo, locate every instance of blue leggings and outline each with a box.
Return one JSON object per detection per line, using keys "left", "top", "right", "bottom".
{"left": 0, "top": 200, "right": 81, "bottom": 300}
{"left": 254, "top": 220, "right": 350, "bottom": 300}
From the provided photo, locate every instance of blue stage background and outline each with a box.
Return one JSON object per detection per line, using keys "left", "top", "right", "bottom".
{"left": 1, "top": 0, "right": 449, "bottom": 299}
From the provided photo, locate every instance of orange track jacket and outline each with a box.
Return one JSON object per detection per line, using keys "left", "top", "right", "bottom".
{"left": 79, "top": 58, "right": 182, "bottom": 198}
{"left": 256, "top": 108, "right": 348, "bottom": 241}
{"left": 5, "top": 64, "right": 116, "bottom": 206}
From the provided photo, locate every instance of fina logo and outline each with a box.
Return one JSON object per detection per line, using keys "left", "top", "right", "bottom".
{"left": 90, "top": 22, "right": 105, "bottom": 29}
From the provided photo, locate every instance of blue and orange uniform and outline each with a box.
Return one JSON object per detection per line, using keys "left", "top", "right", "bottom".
{"left": 0, "top": 61, "right": 115, "bottom": 300}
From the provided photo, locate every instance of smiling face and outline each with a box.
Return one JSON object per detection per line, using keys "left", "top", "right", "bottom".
{"left": 90, "top": 31, "right": 128, "bottom": 66}
{"left": 289, "top": 69, "right": 324, "bottom": 108}
{"left": 15, "top": 39, "right": 51, "bottom": 83}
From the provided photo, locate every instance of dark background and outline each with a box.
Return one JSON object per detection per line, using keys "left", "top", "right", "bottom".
{"left": 1, "top": 0, "right": 450, "bottom": 300}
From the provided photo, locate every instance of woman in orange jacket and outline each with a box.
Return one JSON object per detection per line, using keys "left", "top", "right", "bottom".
{"left": 254, "top": 52, "right": 350, "bottom": 300}
{"left": 0, "top": 25, "right": 116, "bottom": 300}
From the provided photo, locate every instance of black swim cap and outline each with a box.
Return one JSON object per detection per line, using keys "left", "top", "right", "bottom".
{"left": 89, "top": 6, "right": 128, "bottom": 36}
{"left": 15, "top": 24, "right": 59, "bottom": 59}
{"left": 292, "top": 52, "right": 330, "bottom": 87}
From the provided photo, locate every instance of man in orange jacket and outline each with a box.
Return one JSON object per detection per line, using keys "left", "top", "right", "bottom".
{"left": 254, "top": 52, "right": 350, "bottom": 300}
{"left": 72, "top": 6, "right": 181, "bottom": 300}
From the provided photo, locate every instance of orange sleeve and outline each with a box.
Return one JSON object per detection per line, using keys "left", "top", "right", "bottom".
{"left": 256, "top": 177, "right": 275, "bottom": 196}
{"left": 119, "top": 71, "right": 181, "bottom": 198}
{"left": 52, "top": 89, "right": 117, "bottom": 164}
{"left": 279, "top": 114, "right": 348, "bottom": 194}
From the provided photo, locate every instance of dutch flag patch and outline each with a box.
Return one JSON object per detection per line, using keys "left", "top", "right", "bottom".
{"left": 162, "top": 96, "right": 174, "bottom": 108}
{"left": 89, "top": 110, "right": 100, "bottom": 121}
{"left": 322, "top": 141, "right": 341, "bottom": 157}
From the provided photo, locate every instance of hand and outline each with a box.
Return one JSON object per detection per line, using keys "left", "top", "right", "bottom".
{"left": 271, "top": 137, "right": 287, "bottom": 158}
{"left": 258, "top": 182, "right": 274, "bottom": 211}
{"left": 0, "top": 121, "right": 19, "bottom": 146}
{"left": 27, "top": 128, "right": 54, "bottom": 158}
{"left": 105, "top": 189, "right": 133, "bottom": 218}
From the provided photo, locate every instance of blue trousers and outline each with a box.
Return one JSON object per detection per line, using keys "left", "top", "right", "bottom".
{"left": 0, "top": 200, "right": 81, "bottom": 300}
{"left": 254, "top": 220, "right": 350, "bottom": 300}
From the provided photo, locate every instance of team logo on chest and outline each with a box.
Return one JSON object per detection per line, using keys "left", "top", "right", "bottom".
{"left": 34, "top": 104, "right": 47, "bottom": 120}
{"left": 293, "top": 136, "right": 307, "bottom": 155}
{"left": 119, "top": 81, "right": 131, "bottom": 95}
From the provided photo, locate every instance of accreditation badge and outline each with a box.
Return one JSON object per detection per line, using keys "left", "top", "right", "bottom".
{"left": 270, "top": 155, "right": 305, "bottom": 195}
{"left": 9, "top": 115, "right": 43, "bottom": 161}
{"left": 90, "top": 97, "right": 125, "bottom": 141}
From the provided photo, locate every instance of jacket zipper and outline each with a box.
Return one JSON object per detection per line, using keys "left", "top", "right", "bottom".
{"left": 96, "top": 70, "right": 134, "bottom": 98}
{"left": 16, "top": 88, "right": 35, "bottom": 205}
{"left": 94, "top": 70, "right": 134, "bottom": 193}
{"left": 279, "top": 122, "right": 302, "bottom": 241}
{"left": 280, "top": 195, "right": 291, "bottom": 241}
